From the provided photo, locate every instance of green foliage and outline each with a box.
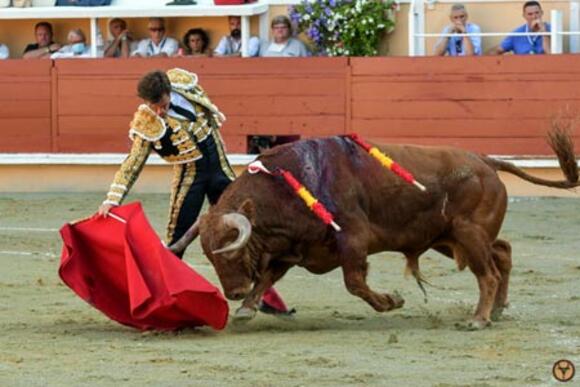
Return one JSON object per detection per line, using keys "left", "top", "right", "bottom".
{"left": 289, "top": 0, "right": 397, "bottom": 56}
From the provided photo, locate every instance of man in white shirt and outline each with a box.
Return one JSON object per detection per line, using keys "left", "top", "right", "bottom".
{"left": 0, "top": 43, "right": 9, "bottom": 59}
{"left": 213, "top": 16, "right": 259, "bottom": 57}
{"left": 132, "top": 18, "right": 179, "bottom": 58}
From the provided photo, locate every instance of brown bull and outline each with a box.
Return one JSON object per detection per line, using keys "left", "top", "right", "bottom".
{"left": 170, "top": 132, "right": 579, "bottom": 329}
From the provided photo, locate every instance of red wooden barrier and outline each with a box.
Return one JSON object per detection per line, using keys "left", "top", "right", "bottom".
{"left": 1, "top": 55, "right": 579, "bottom": 155}
{"left": 54, "top": 57, "right": 348, "bottom": 153}
{"left": 0, "top": 60, "right": 52, "bottom": 152}
{"left": 350, "top": 55, "right": 580, "bottom": 154}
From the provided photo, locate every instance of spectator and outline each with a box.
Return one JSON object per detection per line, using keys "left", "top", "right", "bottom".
{"left": 104, "top": 18, "right": 134, "bottom": 58}
{"left": 433, "top": 4, "right": 481, "bottom": 56}
{"left": 247, "top": 135, "right": 299, "bottom": 154}
{"left": 132, "top": 18, "right": 179, "bottom": 57}
{"left": 258, "top": 15, "right": 310, "bottom": 57}
{"left": 488, "top": 1, "right": 550, "bottom": 55}
{"left": 213, "top": 16, "right": 259, "bottom": 57}
{"left": 0, "top": 43, "right": 9, "bottom": 59}
{"left": 51, "top": 29, "right": 91, "bottom": 59}
{"left": 181, "top": 28, "right": 211, "bottom": 57}
{"left": 23, "top": 22, "right": 61, "bottom": 59}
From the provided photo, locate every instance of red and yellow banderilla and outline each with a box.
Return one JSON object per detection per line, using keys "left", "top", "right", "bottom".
{"left": 347, "top": 133, "right": 426, "bottom": 192}
{"left": 248, "top": 161, "right": 341, "bottom": 232}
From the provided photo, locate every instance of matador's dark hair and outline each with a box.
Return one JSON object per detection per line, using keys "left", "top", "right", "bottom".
{"left": 137, "top": 70, "right": 172, "bottom": 103}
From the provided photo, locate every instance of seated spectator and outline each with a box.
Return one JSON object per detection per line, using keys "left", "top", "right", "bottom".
{"left": 132, "top": 18, "right": 179, "bottom": 57}
{"left": 248, "top": 135, "right": 299, "bottom": 154}
{"left": 23, "top": 22, "right": 61, "bottom": 59}
{"left": 488, "top": 1, "right": 550, "bottom": 55}
{"left": 213, "top": 16, "right": 259, "bottom": 57}
{"left": 181, "top": 28, "right": 211, "bottom": 57}
{"left": 0, "top": 43, "right": 8, "bottom": 59}
{"left": 433, "top": 4, "right": 481, "bottom": 56}
{"left": 104, "top": 18, "right": 134, "bottom": 58}
{"left": 259, "top": 15, "right": 310, "bottom": 57}
{"left": 51, "top": 29, "right": 91, "bottom": 59}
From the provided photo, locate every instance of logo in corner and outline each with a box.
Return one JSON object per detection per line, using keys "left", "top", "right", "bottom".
{"left": 553, "top": 359, "right": 575, "bottom": 383}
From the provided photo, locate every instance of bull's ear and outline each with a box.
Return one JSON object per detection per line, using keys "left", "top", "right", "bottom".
{"left": 237, "top": 199, "right": 256, "bottom": 225}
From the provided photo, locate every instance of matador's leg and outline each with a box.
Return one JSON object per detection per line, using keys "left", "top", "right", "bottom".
{"left": 167, "top": 163, "right": 206, "bottom": 257}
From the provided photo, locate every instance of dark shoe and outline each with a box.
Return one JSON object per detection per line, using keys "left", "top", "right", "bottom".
{"left": 258, "top": 301, "right": 296, "bottom": 318}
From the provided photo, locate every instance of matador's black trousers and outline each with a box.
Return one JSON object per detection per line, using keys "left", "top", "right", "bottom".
{"left": 168, "top": 134, "right": 233, "bottom": 254}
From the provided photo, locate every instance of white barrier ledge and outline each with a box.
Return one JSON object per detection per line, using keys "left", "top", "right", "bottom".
{"left": 0, "top": 153, "right": 575, "bottom": 168}
{"left": 0, "top": 153, "right": 257, "bottom": 166}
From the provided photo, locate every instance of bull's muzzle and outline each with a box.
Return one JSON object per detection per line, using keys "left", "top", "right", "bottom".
{"left": 225, "top": 287, "right": 250, "bottom": 301}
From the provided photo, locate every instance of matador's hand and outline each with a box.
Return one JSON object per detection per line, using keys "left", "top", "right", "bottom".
{"left": 98, "top": 203, "right": 115, "bottom": 217}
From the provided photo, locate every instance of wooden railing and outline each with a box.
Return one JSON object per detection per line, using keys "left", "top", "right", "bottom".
{"left": 1, "top": 55, "right": 579, "bottom": 155}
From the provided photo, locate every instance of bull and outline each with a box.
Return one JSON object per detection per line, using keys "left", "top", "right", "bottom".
{"left": 170, "top": 132, "right": 579, "bottom": 329}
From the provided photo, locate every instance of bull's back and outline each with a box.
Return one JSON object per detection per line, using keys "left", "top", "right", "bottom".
{"left": 229, "top": 136, "right": 502, "bottom": 251}
{"left": 255, "top": 136, "right": 497, "bottom": 212}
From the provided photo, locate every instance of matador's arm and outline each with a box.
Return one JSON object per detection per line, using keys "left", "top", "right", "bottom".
{"left": 103, "top": 136, "right": 152, "bottom": 206}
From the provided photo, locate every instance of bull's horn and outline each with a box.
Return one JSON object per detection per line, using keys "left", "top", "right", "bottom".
{"left": 168, "top": 218, "right": 200, "bottom": 255}
{"left": 212, "top": 213, "right": 252, "bottom": 255}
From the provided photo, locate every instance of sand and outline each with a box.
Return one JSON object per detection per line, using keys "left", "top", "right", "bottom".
{"left": 0, "top": 193, "right": 578, "bottom": 386}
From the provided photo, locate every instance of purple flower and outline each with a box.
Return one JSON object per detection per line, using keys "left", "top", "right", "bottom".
{"left": 308, "top": 26, "right": 320, "bottom": 38}
{"left": 289, "top": 9, "right": 301, "bottom": 23}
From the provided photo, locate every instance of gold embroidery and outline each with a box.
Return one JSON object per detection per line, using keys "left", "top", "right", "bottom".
{"left": 105, "top": 137, "right": 152, "bottom": 204}
{"left": 166, "top": 162, "right": 197, "bottom": 242}
{"left": 212, "top": 131, "right": 236, "bottom": 181}
{"left": 167, "top": 68, "right": 198, "bottom": 91}
{"left": 129, "top": 104, "right": 166, "bottom": 141}
{"left": 163, "top": 115, "right": 202, "bottom": 164}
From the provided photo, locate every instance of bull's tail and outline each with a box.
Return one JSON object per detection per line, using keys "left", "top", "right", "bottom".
{"left": 481, "top": 129, "right": 580, "bottom": 189}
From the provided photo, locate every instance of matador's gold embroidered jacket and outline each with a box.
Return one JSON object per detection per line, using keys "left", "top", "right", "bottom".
{"left": 103, "top": 68, "right": 235, "bottom": 207}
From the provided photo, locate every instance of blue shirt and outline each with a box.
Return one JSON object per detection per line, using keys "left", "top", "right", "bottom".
{"left": 501, "top": 23, "right": 551, "bottom": 54}
{"left": 436, "top": 23, "right": 482, "bottom": 56}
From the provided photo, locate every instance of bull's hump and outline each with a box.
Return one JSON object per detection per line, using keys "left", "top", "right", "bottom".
{"left": 255, "top": 136, "right": 356, "bottom": 209}
{"left": 259, "top": 136, "right": 351, "bottom": 171}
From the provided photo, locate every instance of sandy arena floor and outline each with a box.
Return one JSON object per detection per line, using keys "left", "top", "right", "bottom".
{"left": 0, "top": 193, "right": 578, "bottom": 386}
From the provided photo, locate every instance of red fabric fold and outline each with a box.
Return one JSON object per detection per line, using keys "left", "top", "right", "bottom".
{"left": 262, "top": 287, "right": 289, "bottom": 312}
{"left": 58, "top": 202, "right": 229, "bottom": 331}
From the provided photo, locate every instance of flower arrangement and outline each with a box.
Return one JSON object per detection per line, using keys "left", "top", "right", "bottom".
{"left": 289, "top": 0, "right": 397, "bottom": 57}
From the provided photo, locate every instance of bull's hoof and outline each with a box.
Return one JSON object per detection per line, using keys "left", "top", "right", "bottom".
{"left": 491, "top": 302, "right": 509, "bottom": 321}
{"left": 387, "top": 292, "right": 405, "bottom": 311}
{"left": 490, "top": 307, "right": 504, "bottom": 322}
{"left": 455, "top": 318, "right": 491, "bottom": 331}
{"left": 232, "top": 306, "right": 257, "bottom": 323}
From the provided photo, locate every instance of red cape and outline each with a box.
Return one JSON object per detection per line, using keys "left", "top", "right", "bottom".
{"left": 59, "top": 202, "right": 229, "bottom": 331}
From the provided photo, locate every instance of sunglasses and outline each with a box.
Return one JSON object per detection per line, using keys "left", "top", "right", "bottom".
{"left": 149, "top": 27, "right": 165, "bottom": 32}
